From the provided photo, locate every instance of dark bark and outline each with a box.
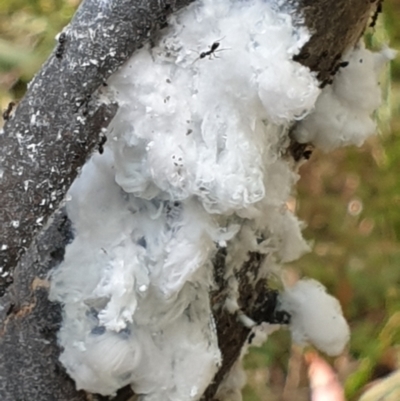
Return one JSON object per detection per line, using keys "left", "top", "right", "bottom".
{"left": 0, "top": 0, "right": 382, "bottom": 400}
{"left": 294, "top": 0, "right": 378, "bottom": 85}
{"left": 0, "top": 0, "right": 194, "bottom": 295}
{"left": 0, "top": 209, "right": 81, "bottom": 401}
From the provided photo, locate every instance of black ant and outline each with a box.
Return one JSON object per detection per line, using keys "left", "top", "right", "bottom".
{"left": 56, "top": 32, "right": 67, "bottom": 59}
{"left": 193, "top": 38, "right": 228, "bottom": 63}
{"left": 98, "top": 133, "right": 107, "bottom": 154}
{"left": 200, "top": 41, "right": 221, "bottom": 59}
{"left": 2, "top": 101, "right": 15, "bottom": 121}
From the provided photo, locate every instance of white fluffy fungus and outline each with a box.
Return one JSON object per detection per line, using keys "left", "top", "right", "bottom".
{"left": 294, "top": 43, "right": 396, "bottom": 151}
{"left": 279, "top": 279, "right": 350, "bottom": 356}
{"left": 49, "top": 0, "right": 391, "bottom": 398}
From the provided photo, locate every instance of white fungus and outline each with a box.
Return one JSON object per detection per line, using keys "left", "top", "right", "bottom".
{"left": 48, "top": 0, "right": 392, "bottom": 399}
{"left": 294, "top": 43, "right": 396, "bottom": 151}
{"left": 279, "top": 279, "right": 350, "bottom": 356}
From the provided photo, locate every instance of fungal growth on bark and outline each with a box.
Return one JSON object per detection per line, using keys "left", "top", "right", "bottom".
{"left": 0, "top": 0, "right": 392, "bottom": 400}
{"left": 47, "top": 0, "right": 393, "bottom": 399}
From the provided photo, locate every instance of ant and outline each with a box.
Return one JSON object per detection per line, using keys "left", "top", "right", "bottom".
{"left": 56, "top": 32, "right": 67, "bottom": 59}
{"left": 2, "top": 101, "right": 15, "bottom": 121}
{"left": 200, "top": 41, "right": 221, "bottom": 59}
{"left": 193, "top": 38, "right": 228, "bottom": 63}
{"left": 98, "top": 133, "right": 107, "bottom": 154}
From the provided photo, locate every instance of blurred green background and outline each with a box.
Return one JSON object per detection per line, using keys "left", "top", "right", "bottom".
{"left": 0, "top": 1, "right": 399, "bottom": 400}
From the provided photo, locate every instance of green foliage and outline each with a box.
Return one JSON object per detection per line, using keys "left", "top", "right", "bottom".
{"left": 0, "top": 0, "right": 80, "bottom": 102}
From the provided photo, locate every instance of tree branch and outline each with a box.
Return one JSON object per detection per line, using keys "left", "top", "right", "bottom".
{"left": 0, "top": 0, "right": 194, "bottom": 295}
{"left": 0, "top": 0, "right": 381, "bottom": 400}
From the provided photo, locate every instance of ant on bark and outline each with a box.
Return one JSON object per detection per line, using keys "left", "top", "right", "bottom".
{"left": 2, "top": 101, "right": 15, "bottom": 121}
{"left": 98, "top": 133, "right": 107, "bottom": 154}
{"left": 56, "top": 32, "right": 67, "bottom": 59}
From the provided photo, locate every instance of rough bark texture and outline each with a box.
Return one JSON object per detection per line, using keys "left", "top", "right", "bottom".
{"left": 0, "top": 210, "right": 80, "bottom": 401}
{"left": 0, "top": 0, "right": 194, "bottom": 295}
{"left": 294, "top": 0, "right": 378, "bottom": 85}
{"left": 0, "top": 0, "right": 382, "bottom": 400}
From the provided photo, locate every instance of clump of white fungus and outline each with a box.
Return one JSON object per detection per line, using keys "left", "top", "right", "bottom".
{"left": 279, "top": 279, "right": 350, "bottom": 356}
{"left": 294, "top": 43, "right": 396, "bottom": 151}
{"left": 48, "top": 0, "right": 393, "bottom": 399}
